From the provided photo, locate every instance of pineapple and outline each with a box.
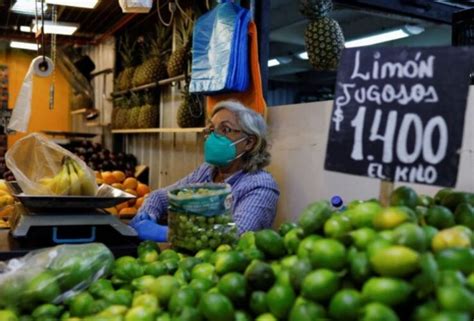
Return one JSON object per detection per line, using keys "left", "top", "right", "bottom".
{"left": 115, "top": 103, "right": 128, "bottom": 129}
{"left": 132, "top": 26, "right": 172, "bottom": 87}
{"left": 138, "top": 94, "right": 159, "bottom": 128}
{"left": 127, "top": 94, "right": 142, "bottom": 129}
{"left": 116, "top": 35, "right": 137, "bottom": 91}
{"left": 304, "top": 17, "right": 345, "bottom": 71}
{"left": 177, "top": 89, "right": 204, "bottom": 128}
{"left": 167, "top": 10, "right": 194, "bottom": 78}
{"left": 299, "top": 0, "right": 333, "bottom": 19}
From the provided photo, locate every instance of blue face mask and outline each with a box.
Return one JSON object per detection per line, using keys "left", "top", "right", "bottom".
{"left": 204, "top": 132, "right": 247, "bottom": 167}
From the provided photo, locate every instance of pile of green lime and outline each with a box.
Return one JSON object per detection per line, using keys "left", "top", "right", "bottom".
{"left": 3, "top": 186, "right": 474, "bottom": 321}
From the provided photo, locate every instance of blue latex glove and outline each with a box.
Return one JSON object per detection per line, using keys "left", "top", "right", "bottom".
{"left": 129, "top": 211, "right": 153, "bottom": 229}
{"left": 133, "top": 220, "right": 168, "bottom": 242}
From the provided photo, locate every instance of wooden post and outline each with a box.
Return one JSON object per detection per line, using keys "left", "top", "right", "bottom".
{"left": 379, "top": 180, "right": 394, "bottom": 207}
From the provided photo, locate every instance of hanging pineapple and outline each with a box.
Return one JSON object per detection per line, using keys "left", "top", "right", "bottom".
{"left": 167, "top": 9, "right": 194, "bottom": 78}
{"left": 132, "top": 25, "right": 172, "bottom": 87}
{"left": 115, "top": 99, "right": 129, "bottom": 129}
{"left": 127, "top": 94, "right": 142, "bottom": 129}
{"left": 116, "top": 35, "right": 138, "bottom": 91}
{"left": 138, "top": 93, "right": 159, "bottom": 128}
{"left": 301, "top": 0, "right": 345, "bottom": 71}
{"left": 177, "top": 85, "right": 205, "bottom": 128}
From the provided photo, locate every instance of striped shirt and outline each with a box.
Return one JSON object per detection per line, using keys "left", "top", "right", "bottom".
{"left": 137, "top": 163, "right": 280, "bottom": 234}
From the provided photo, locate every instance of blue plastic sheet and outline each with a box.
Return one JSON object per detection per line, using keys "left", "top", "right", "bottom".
{"left": 190, "top": 1, "right": 251, "bottom": 95}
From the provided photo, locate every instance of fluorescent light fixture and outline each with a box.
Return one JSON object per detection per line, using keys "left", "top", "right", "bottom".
{"left": 10, "top": 41, "right": 39, "bottom": 51}
{"left": 11, "top": 0, "right": 47, "bottom": 15}
{"left": 46, "top": 0, "right": 99, "bottom": 9}
{"left": 297, "top": 52, "right": 309, "bottom": 60}
{"left": 268, "top": 59, "right": 280, "bottom": 68}
{"left": 345, "top": 29, "right": 410, "bottom": 48}
{"left": 20, "top": 25, "right": 32, "bottom": 32}
{"left": 32, "top": 20, "right": 79, "bottom": 35}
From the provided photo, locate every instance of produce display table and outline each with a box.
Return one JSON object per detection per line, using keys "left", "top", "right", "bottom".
{"left": 0, "top": 229, "right": 140, "bottom": 261}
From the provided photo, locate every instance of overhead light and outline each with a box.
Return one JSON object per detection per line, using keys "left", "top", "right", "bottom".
{"left": 20, "top": 25, "right": 32, "bottom": 32}
{"left": 268, "top": 59, "right": 280, "bottom": 68}
{"left": 31, "top": 20, "right": 79, "bottom": 35}
{"left": 297, "top": 25, "right": 425, "bottom": 59}
{"left": 345, "top": 29, "right": 410, "bottom": 48}
{"left": 10, "top": 41, "right": 39, "bottom": 51}
{"left": 11, "top": 0, "right": 47, "bottom": 15}
{"left": 46, "top": 0, "right": 99, "bottom": 9}
{"left": 297, "top": 52, "right": 309, "bottom": 60}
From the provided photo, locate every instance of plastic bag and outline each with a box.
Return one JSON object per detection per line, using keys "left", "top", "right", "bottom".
{"left": 0, "top": 243, "right": 114, "bottom": 311}
{"left": 167, "top": 183, "right": 238, "bottom": 252}
{"left": 5, "top": 133, "right": 98, "bottom": 196}
{"left": 118, "top": 0, "right": 152, "bottom": 13}
{"left": 190, "top": 1, "right": 251, "bottom": 95}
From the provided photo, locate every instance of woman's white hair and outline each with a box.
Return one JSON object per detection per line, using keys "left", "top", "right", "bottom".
{"left": 211, "top": 100, "right": 271, "bottom": 172}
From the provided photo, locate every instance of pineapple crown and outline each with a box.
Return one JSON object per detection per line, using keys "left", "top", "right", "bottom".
{"left": 175, "top": 9, "right": 195, "bottom": 47}
{"left": 149, "top": 24, "right": 172, "bottom": 58}
{"left": 299, "top": 0, "right": 334, "bottom": 19}
{"left": 119, "top": 34, "right": 137, "bottom": 67}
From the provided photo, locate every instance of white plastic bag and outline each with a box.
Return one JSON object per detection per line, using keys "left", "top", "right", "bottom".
{"left": 5, "top": 133, "right": 98, "bottom": 196}
{"left": 118, "top": 0, "right": 153, "bottom": 13}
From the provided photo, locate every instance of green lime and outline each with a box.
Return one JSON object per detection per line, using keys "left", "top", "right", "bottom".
{"left": 104, "top": 289, "right": 133, "bottom": 307}
{"left": 298, "top": 201, "right": 332, "bottom": 235}
{"left": 467, "top": 273, "right": 474, "bottom": 290}
{"left": 159, "top": 249, "right": 180, "bottom": 262}
{"left": 349, "top": 251, "right": 372, "bottom": 284}
{"left": 308, "top": 239, "right": 347, "bottom": 271}
{"left": 162, "top": 259, "right": 179, "bottom": 275}
{"left": 281, "top": 255, "right": 298, "bottom": 270}
{"left": 345, "top": 202, "right": 382, "bottom": 228}
{"left": 168, "top": 287, "right": 199, "bottom": 315}
{"left": 369, "top": 245, "right": 420, "bottom": 277}
{"left": 284, "top": 228, "right": 304, "bottom": 255}
{"left": 411, "top": 300, "right": 438, "bottom": 321}
{"left": 113, "top": 256, "right": 144, "bottom": 281}
{"left": 189, "top": 278, "right": 214, "bottom": 297}
{"left": 350, "top": 228, "right": 378, "bottom": 250}
{"left": 132, "top": 293, "right": 159, "bottom": 311}
{"left": 216, "top": 244, "right": 232, "bottom": 252}
{"left": 378, "top": 231, "right": 395, "bottom": 243}
{"left": 218, "top": 272, "right": 247, "bottom": 304}
{"left": 132, "top": 275, "right": 156, "bottom": 292}
{"left": 366, "top": 239, "right": 392, "bottom": 259}
{"left": 0, "top": 276, "right": 27, "bottom": 309}
{"left": 124, "top": 306, "right": 156, "bottom": 321}
{"left": 373, "top": 207, "right": 411, "bottom": 230}
{"left": 179, "top": 257, "right": 203, "bottom": 273}
{"left": 198, "top": 292, "right": 234, "bottom": 321}
{"left": 435, "top": 248, "right": 474, "bottom": 274}
{"left": 235, "top": 310, "right": 252, "bottom": 321}
{"left": 172, "top": 306, "right": 202, "bottom": 321}
{"left": 191, "top": 263, "right": 217, "bottom": 284}
{"left": 244, "top": 260, "right": 276, "bottom": 292}
{"left": 454, "top": 203, "right": 474, "bottom": 229}
{"left": 411, "top": 253, "right": 439, "bottom": 299}
{"left": 278, "top": 222, "right": 298, "bottom": 236}
{"left": 426, "top": 206, "right": 455, "bottom": 229}
{"left": 432, "top": 227, "right": 471, "bottom": 252}
{"left": 156, "top": 312, "right": 171, "bottom": 321}
{"left": 289, "top": 258, "right": 313, "bottom": 292}
{"left": 0, "top": 310, "right": 18, "bottom": 321}
{"left": 98, "top": 305, "right": 128, "bottom": 317}
{"left": 296, "top": 235, "right": 321, "bottom": 259}
{"left": 255, "top": 229, "right": 287, "bottom": 259}
{"left": 440, "top": 192, "right": 474, "bottom": 212}
{"left": 88, "top": 279, "right": 114, "bottom": 299}
{"left": 255, "top": 313, "right": 278, "bottom": 321}
{"left": 393, "top": 223, "right": 427, "bottom": 251}
{"left": 428, "top": 312, "right": 470, "bottom": 321}
{"left": 361, "top": 277, "right": 413, "bottom": 306}
{"left": 174, "top": 268, "right": 191, "bottom": 285}
{"left": 31, "top": 303, "right": 63, "bottom": 319}
{"left": 195, "top": 249, "right": 214, "bottom": 262}
{"left": 250, "top": 291, "right": 268, "bottom": 316}
{"left": 436, "top": 286, "right": 474, "bottom": 313}
{"left": 328, "top": 289, "right": 362, "bottom": 321}
{"left": 301, "top": 269, "right": 339, "bottom": 302}
{"left": 422, "top": 226, "right": 438, "bottom": 245}
{"left": 68, "top": 292, "right": 95, "bottom": 317}
{"left": 25, "top": 271, "right": 61, "bottom": 304}
{"left": 289, "top": 301, "right": 326, "bottom": 321}
{"left": 266, "top": 283, "right": 295, "bottom": 319}
{"left": 144, "top": 261, "right": 168, "bottom": 278}
{"left": 438, "top": 270, "right": 466, "bottom": 287}
{"left": 417, "top": 195, "right": 434, "bottom": 207}
{"left": 359, "top": 303, "right": 400, "bottom": 321}
{"left": 434, "top": 188, "right": 453, "bottom": 205}
{"left": 390, "top": 186, "right": 418, "bottom": 209}
{"left": 151, "top": 275, "right": 180, "bottom": 308}
{"left": 323, "top": 214, "right": 352, "bottom": 241}
{"left": 236, "top": 232, "right": 256, "bottom": 251}
{"left": 214, "top": 251, "right": 248, "bottom": 275}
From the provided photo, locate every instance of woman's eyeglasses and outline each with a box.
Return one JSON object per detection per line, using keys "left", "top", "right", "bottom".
{"left": 203, "top": 124, "right": 243, "bottom": 137}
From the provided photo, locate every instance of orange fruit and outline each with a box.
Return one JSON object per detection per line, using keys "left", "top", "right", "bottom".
{"left": 105, "top": 207, "right": 118, "bottom": 215}
{"left": 111, "top": 183, "right": 124, "bottom": 190}
{"left": 102, "top": 171, "right": 117, "bottom": 185}
{"left": 119, "top": 207, "right": 137, "bottom": 218}
{"left": 135, "top": 197, "right": 145, "bottom": 209}
{"left": 95, "top": 171, "right": 102, "bottom": 179}
{"left": 125, "top": 189, "right": 138, "bottom": 197}
{"left": 123, "top": 177, "right": 138, "bottom": 190}
{"left": 116, "top": 201, "right": 129, "bottom": 212}
{"left": 136, "top": 183, "right": 151, "bottom": 197}
{"left": 112, "top": 171, "right": 126, "bottom": 183}
{"left": 96, "top": 178, "right": 104, "bottom": 185}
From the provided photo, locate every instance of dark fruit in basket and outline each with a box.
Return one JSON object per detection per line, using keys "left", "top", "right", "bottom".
{"left": 116, "top": 152, "right": 125, "bottom": 160}
{"left": 125, "top": 170, "right": 134, "bottom": 178}
{"left": 90, "top": 154, "right": 99, "bottom": 162}
{"left": 103, "top": 149, "right": 111, "bottom": 157}
{"left": 86, "top": 148, "right": 94, "bottom": 157}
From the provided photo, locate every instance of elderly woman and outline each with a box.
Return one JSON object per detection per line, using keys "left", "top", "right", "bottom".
{"left": 130, "top": 100, "right": 280, "bottom": 241}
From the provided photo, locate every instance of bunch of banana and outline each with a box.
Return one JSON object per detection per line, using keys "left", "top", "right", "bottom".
{"left": 38, "top": 157, "right": 96, "bottom": 196}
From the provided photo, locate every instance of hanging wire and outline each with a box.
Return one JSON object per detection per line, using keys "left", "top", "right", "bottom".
{"left": 206, "top": 0, "right": 210, "bottom": 10}
{"left": 40, "top": 0, "right": 46, "bottom": 62}
{"left": 50, "top": 4, "right": 57, "bottom": 110}
{"left": 157, "top": 0, "right": 176, "bottom": 27}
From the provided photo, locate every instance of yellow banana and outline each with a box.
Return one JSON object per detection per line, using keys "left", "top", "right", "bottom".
{"left": 70, "top": 159, "right": 97, "bottom": 196}
{"left": 55, "top": 162, "right": 71, "bottom": 195}
{"left": 67, "top": 160, "right": 81, "bottom": 196}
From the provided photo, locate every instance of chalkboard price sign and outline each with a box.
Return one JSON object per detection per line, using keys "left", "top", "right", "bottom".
{"left": 325, "top": 47, "right": 473, "bottom": 187}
